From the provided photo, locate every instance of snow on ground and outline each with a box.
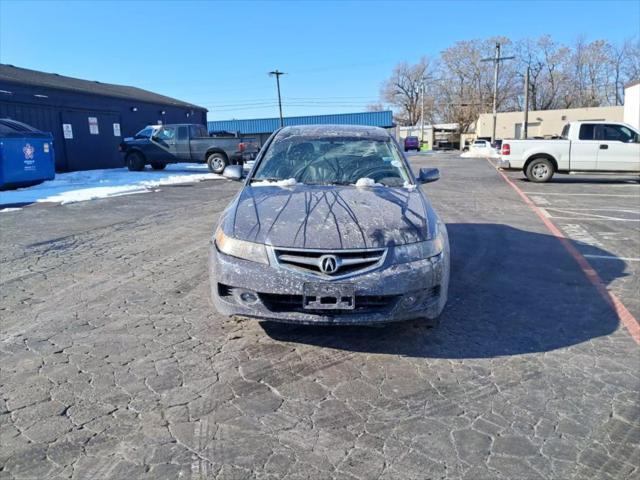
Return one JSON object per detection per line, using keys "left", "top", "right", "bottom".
{"left": 460, "top": 147, "right": 500, "bottom": 159}
{"left": 0, "top": 163, "right": 223, "bottom": 210}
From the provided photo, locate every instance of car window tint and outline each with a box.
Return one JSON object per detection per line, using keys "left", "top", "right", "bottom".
{"left": 190, "top": 125, "right": 206, "bottom": 137}
{"left": 177, "top": 126, "right": 188, "bottom": 141}
{"left": 561, "top": 124, "right": 570, "bottom": 139}
{"left": 601, "top": 124, "right": 634, "bottom": 142}
{"left": 156, "top": 127, "right": 175, "bottom": 141}
{"left": 135, "top": 127, "right": 153, "bottom": 138}
{"left": 579, "top": 124, "right": 596, "bottom": 140}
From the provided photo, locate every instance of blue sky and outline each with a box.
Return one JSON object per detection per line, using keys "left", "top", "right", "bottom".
{"left": 1, "top": 0, "right": 638, "bottom": 120}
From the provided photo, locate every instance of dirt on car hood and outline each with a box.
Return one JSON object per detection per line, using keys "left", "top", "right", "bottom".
{"left": 223, "top": 184, "right": 434, "bottom": 249}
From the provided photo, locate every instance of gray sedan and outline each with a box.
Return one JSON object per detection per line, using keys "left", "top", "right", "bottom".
{"left": 210, "top": 125, "right": 450, "bottom": 325}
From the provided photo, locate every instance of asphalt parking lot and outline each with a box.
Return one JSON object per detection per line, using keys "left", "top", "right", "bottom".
{"left": 497, "top": 164, "right": 640, "bottom": 320}
{"left": 1, "top": 154, "right": 639, "bottom": 480}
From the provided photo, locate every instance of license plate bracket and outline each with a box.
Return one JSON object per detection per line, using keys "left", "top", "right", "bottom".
{"left": 303, "top": 283, "right": 355, "bottom": 310}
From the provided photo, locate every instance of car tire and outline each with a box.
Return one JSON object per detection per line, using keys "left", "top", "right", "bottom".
{"left": 126, "top": 152, "right": 145, "bottom": 172}
{"left": 150, "top": 162, "right": 166, "bottom": 170}
{"left": 207, "top": 152, "right": 228, "bottom": 174}
{"left": 525, "top": 157, "right": 555, "bottom": 183}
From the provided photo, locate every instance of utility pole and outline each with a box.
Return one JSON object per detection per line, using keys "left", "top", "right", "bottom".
{"left": 269, "top": 70, "right": 285, "bottom": 127}
{"left": 482, "top": 43, "right": 515, "bottom": 144}
{"left": 523, "top": 66, "right": 530, "bottom": 139}
{"left": 420, "top": 80, "right": 425, "bottom": 145}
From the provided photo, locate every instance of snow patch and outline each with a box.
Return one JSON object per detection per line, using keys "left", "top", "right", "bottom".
{"left": 460, "top": 147, "right": 500, "bottom": 159}
{"left": 251, "top": 178, "right": 299, "bottom": 187}
{"left": 354, "top": 178, "right": 382, "bottom": 188}
{"left": 0, "top": 163, "right": 223, "bottom": 209}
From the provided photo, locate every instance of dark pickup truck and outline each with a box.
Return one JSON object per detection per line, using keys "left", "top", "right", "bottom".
{"left": 119, "top": 124, "right": 259, "bottom": 173}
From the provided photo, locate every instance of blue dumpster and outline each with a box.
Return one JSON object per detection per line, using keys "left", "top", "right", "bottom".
{"left": 0, "top": 118, "right": 55, "bottom": 190}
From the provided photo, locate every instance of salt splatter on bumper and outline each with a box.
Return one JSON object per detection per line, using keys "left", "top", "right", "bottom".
{"left": 209, "top": 242, "right": 448, "bottom": 325}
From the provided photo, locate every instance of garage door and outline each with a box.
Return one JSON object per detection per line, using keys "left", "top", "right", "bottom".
{"left": 61, "top": 111, "right": 123, "bottom": 171}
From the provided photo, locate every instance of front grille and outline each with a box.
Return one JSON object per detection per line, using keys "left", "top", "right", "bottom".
{"left": 272, "top": 247, "right": 386, "bottom": 278}
{"left": 259, "top": 292, "right": 399, "bottom": 314}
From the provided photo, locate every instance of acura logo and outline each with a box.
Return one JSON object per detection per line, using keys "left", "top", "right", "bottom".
{"left": 319, "top": 254, "right": 339, "bottom": 274}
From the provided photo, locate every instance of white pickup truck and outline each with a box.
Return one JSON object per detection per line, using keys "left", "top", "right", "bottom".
{"left": 497, "top": 121, "right": 640, "bottom": 182}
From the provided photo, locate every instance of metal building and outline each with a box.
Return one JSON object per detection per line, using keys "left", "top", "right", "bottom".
{"left": 208, "top": 111, "right": 394, "bottom": 145}
{"left": 0, "top": 64, "right": 207, "bottom": 172}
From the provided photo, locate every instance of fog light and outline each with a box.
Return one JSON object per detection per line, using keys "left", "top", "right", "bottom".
{"left": 239, "top": 291, "right": 258, "bottom": 304}
{"left": 401, "top": 294, "right": 418, "bottom": 308}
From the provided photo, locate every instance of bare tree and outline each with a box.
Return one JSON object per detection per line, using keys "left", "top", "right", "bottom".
{"left": 567, "top": 38, "right": 614, "bottom": 107}
{"left": 380, "top": 57, "right": 434, "bottom": 125}
{"left": 436, "top": 37, "right": 518, "bottom": 132}
{"left": 377, "top": 34, "right": 640, "bottom": 130}
{"left": 365, "top": 103, "right": 386, "bottom": 112}
{"left": 516, "top": 36, "right": 572, "bottom": 110}
{"left": 622, "top": 37, "right": 640, "bottom": 82}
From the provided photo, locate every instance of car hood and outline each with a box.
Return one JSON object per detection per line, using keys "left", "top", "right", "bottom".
{"left": 222, "top": 185, "right": 434, "bottom": 249}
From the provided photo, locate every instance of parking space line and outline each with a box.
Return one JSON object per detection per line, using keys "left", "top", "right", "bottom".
{"left": 584, "top": 254, "right": 640, "bottom": 262}
{"left": 545, "top": 217, "right": 640, "bottom": 222}
{"left": 493, "top": 162, "right": 640, "bottom": 344}
{"left": 543, "top": 208, "right": 640, "bottom": 222}
{"left": 546, "top": 208, "right": 640, "bottom": 212}
{"left": 520, "top": 192, "right": 640, "bottom": 197}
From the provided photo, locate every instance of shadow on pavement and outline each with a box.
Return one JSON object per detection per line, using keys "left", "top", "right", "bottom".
{"left": 262, "top": 223, "right": 627, "bottom": 358}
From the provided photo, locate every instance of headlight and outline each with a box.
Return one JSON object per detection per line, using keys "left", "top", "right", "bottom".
{"left": 214, "top": 227, "right": 269, "bottom": 264}
{"left": 392, "top": 236, "right": 444, "bottom": 264}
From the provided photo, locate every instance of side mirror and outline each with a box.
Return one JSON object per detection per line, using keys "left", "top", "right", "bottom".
{"left": 417, "top": 167, "right": 440, "bottom": 184}
{"left": 223, "top": 164, "right": 243, "bottom": 180}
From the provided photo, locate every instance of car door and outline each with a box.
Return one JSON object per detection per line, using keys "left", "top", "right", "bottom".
{"left": 175, "top": 126, "right": 191, "bottom": 161}
{"left": 596, "top": 124, "right": 640, "bottom": 172}
{"left": 570, "top": 123, "right": 599, "bottom": 170}
{"left": 149, "top": 125, "right": 178, "bottom": 163}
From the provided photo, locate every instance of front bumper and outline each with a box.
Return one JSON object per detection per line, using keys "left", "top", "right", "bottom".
{"left": 209, "top": 243, "right": 448, "bottom": 325}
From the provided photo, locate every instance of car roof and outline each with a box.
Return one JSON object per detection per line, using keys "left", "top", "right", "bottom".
{"left": 275, "top": 124, "right": 391, "bottom": 141}
{"left": 571, "top": 121, "right": 631, "bottom": 126}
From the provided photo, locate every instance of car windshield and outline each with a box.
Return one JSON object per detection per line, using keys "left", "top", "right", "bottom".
{"left": 252, "top": 136, "right": 412, "bottom": 187}
{"left": 135, "top": 127, "right": 154, "bottom": 138}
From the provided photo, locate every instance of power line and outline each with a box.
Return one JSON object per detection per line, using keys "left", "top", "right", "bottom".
{"left": 481, "top": 42, "right": 515, "bottom": 143}
{"left": 198, "top": 97, "right": 380, "bottom": 107}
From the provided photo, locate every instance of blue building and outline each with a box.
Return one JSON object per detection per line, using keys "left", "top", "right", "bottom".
{"left": 208, "top": 110, "right": 394, "bottom": 145}
{"left": 0, "top": 64, "right": 207, "bottom": 172}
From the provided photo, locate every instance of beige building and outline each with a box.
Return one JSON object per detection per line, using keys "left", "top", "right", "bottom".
{"left": 476, "top": 105, "right": 624, "bottom": 140}
{"left": 475, "top": 81, "right": 639, "bottom": 141}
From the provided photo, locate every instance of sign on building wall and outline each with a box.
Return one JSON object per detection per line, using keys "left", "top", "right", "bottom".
{"left": 62, "top": 123, "right": 73, "bottom": 139}
{"left": 88, "top": 117, "right": 99, "bottom": 135}
{"left": 113, "top": 123, "right": 121, "bottom": 137}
